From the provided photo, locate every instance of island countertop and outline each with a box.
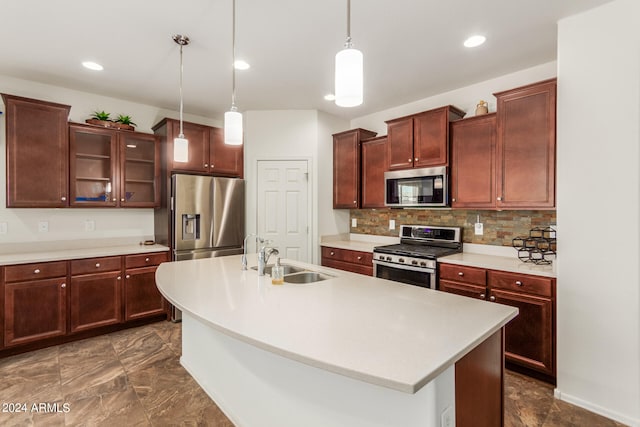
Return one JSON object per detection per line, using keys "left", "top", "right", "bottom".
{"left": 156, "top": 254, "right": 517, "bottom": 394}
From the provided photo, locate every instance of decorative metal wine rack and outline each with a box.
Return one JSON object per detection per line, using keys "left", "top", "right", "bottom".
{"left": 512, "top": 227, "right": 556, "bottom": 265}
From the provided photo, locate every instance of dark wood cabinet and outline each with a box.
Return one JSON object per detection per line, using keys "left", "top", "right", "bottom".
{"left": 361, "top": 136, "right": 387, "bottom": 208}
{"left": 321, "top": 247, "right": 373, "bottom": 276}
{"left": 69, "top": 123, "right": 160, "bottom": 207}
{"left": 333, "top": 128, "right": 377, "bottom": 209}
{"left": 495, "top": 79, "right": 556, "bottom": 209}
{"left": 439, "top": 263, "right": 556, "bottom": 381}
{"left": 3, "top": 261, "right": 68, "bottom": 347}
{"left": 385, "top": 106, "right": 464, "bottom": 170}
{"left": 124, "top": 252, "right": 168, "bottom": 321}
{"left": 69, "top": 257, "right": 123, "bottom": 333}
{"left": 2, "top": 94, "right": 71, "bottom": 208}
{"left": 450, "top": 114, "right": 497, "bottom": 209}
{"left": 152, "top": 118, "right": 243, "bottom": 177}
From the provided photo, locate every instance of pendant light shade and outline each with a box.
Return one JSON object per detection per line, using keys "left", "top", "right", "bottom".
{"left": 225, "top": 0, "right": 244, "bottom": 145}
{"left": 335, "top": 0, "right": 363, "bottom": 107}
{"left": 335, "top": 45, "right": 363, "bottom": 107}
{"left": 224, "top": 107, "right": 243, "bottom": 146}
{"left": 172, "top": 34, "right": 190, "bottom": 162}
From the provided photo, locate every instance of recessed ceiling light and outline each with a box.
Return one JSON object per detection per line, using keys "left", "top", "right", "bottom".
{"left": 324, "top": 94, "right": 336, "bottom": 101}
{"left": 234, "top": 60, "right": 250, "bottom": 70}
{"left": 464, "top": 35, "right": 486, "bottom": 48}
{"left": 82, "top": 61, "right": 103, "bottom": 71}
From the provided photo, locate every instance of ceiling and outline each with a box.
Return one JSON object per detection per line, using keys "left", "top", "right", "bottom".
{"left": 0, "top": 0, "right": 613, "bottom": 120}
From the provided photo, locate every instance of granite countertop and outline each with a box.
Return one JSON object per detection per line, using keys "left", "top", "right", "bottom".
{"left": 156, "top": 254, "right": 517, "bottom": 394}
{"left": 0, "top": 238, "right": 169, "bottom": 266}
{"left": 438, "top": 252, "right": 555, "bottom": 278}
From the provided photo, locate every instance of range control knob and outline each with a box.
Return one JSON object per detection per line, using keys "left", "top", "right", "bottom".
{"left": 411, "top": 260, "right": 418, "bottom": 265}
{"left": 398, "top": 258, "right": 405, "bottom": 263}
{"left": 420, "top": 261, "right": 427, "bottom": 267}
{"left": 386, "top": 256, "right": 392, "bottom": 262}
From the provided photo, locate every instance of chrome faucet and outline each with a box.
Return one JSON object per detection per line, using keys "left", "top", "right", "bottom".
{"left": 257, "top": 242, "right": 279, "bottom": 276}
{"left": 241, "top": 234, "right": 263, "bottom": 270}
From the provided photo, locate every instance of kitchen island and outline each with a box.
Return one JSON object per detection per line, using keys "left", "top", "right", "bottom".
{"left": 156, "top": 255, "right": 518, "bottom": 427}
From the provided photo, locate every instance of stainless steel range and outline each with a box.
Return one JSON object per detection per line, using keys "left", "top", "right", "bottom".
{"left": 373, "top": 225, "right": 462, "bottom": 289}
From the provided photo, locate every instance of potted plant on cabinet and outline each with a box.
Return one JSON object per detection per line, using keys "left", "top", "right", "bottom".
{"left": 86, "top": 110, "right": 113, "bottom": 127}
{"left": 113, "top": 114, "right": 137, "bottom": 131}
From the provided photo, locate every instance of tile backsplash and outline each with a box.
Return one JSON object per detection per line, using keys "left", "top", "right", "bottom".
{"left": 350, "top": 209, "right": 556, "bottom": 247}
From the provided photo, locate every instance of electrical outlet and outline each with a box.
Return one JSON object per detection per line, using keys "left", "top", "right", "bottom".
{"left": 84, "top": 220, "right": 95, "bottom": 232}
{"left": 0, "top": 222, "right": 7, "bottom": 234}
{"left": 474, "top": 222, "right": 483, "bottom": 235}
{"left": 38, "top": 221, "right": 49, "bottom": 233}
{"left": 389, "top": 219, "right": 396, "bottom": 230}
{"left": 441, "top": 406, "right": 453, "bottom": 427}
{"left": 351, "top": 218, "right": 357, "bottom": 228}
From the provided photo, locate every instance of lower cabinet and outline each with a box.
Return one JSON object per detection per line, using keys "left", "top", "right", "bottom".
{"left": 321, "top": 246, "right": 373, "bottom": 276}
{"left": 1, "top": 251, "right": 169, "bottom": 354}
{"left": 439, "top": 263, "right": 556, "bottom": 381}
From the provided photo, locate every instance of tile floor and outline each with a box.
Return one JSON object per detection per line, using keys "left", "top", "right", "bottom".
{"left": 0, "top": 321, "right": 627, "bottom": 426}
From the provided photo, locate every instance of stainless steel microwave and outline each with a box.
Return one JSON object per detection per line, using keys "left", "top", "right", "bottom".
{"left": 384, "top": 166, "right": 448, "bottom": 207}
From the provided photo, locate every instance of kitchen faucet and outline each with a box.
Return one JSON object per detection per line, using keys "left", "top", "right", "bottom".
{"left": 241, "top": 234, "right": 263, "bottom": 270}
{"left": 257, "top": 241, "right": 279, "bottom": 276}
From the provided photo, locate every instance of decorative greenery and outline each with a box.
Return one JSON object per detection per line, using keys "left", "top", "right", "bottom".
{"left": 90, "top": 110, "right": 111, "bottom": 121}
{"left": 114, "top": 114, "right": 137, "bottom": 127}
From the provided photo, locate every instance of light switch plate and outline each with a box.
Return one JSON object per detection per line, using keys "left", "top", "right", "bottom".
{"left": 38, "top": 221, "right": 49, "bottom": 233}
{"left": 441, "top": 406, "right": 453, "bottom": 427}
{"left": 474, "top": 222, "right": 483, "bottom": 235}
{"left": 351, "top": 218, "right": 357, "bottom": 228}
{"left": 0, "top": 222, "right": 7, "bottom": 234}
{"left": 389, "top": 219, "right": 396, "bottom": 230}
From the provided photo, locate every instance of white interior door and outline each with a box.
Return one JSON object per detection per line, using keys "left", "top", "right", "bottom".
{"left": 257, "top": 160, "right": 310, "bottom": 262}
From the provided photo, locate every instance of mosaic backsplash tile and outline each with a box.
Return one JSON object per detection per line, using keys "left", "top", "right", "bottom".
{"left": 350, "top": 209, "right": 556, "bottom": 247}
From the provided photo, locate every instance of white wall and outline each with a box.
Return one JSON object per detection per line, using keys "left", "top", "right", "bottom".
{"left": 0, "top": 75, "right": 218, "bottom": 244}
{"left": 350, "top": 62, "right": 557, "bottom": 134}
{"left": 556, "top": 1, "right": 640, "bottom": 425}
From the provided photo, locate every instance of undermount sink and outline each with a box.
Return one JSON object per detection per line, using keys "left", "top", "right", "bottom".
{"left": 251, "top": 264, "right": 304, "bottom": 276}
{"left": 283, "top": 271, "right": 334, "bottom": 284}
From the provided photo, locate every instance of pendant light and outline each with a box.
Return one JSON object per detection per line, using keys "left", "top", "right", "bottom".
{"left": 335, "top": 0, "right": 363, "bottom": 107}
{"left": 173, "top": 34, "right": 190, "bottom": 162}
{"left": 224, "top": 0, "right": 243, "bottom": 145}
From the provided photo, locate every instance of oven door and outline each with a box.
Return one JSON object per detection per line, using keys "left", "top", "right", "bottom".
{"left": 373, "top": 259, "right": 436, "bottom": 289}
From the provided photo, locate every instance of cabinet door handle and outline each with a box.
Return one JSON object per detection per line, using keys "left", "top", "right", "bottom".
{"left": 112, "top": 198, "right": 117, "bottom": 202}
{"left": 145, "top": 257, "right": 150, "bottom": 262}
{"left": 121, "top": 198, "right": 125, "bottom": 202}
{"left": 497, "top": 197, "right": 502, "bottom": 201}
{"left": 407, "top": 158, "right": 412, "bottom": 162}
{"left": 515, "top": 281, "right": 523, "bottom": 286}
{"left": 126, "top": 274, "right": 131, "bottom": 279}
{"left": 61, "top": 283, "right": 66, "bottom": 288}
{"left": 61, "top": 196, "right": 67, "bottom": 201}
{"left": 353, "top": 200, "right": 357, "bottom": 204}
{"left": 95, "top": 263, "right": 101, "bottom": 268}
{"left": 480, "top": 294, "right": 486, "bottom": 299}
{"left": 452, "top": 198, "right": 456, "bottom": 202}
{"left": 414, "top": 157, "right": 418, "bottom": 161}
{"left": 204, "top": 163, "right": 209, "bottom": 168}
{"left": 458, "top": 272, "right": 464, "bottom": 276}
{"left": 489, "top": 296, "right": 496, "bottom": 301}
{"left": 117, "top": 276, "right": 121, "bottom": 280}
{"left": 34, "top": 269, "right": 41, "bottom": 274}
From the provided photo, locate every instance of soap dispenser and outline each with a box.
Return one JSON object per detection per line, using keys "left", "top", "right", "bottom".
{"left": 271, "top": 257, "right": 284, "bottom": 285}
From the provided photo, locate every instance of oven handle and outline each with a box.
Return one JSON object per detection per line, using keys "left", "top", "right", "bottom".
{"left": 372, "top": 259, "right": 436, "bottom": 274}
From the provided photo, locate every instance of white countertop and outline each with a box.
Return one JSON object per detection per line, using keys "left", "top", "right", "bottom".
{"left": 156, "top": 254, "right": 518, "bottom": 393}
{"left": 0, "top": 238, "right": 169, "bottom": 266}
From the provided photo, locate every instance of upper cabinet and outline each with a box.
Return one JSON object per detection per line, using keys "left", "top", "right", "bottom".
{"left": 2, "top": 94, "right": 71, "bottom": 208}
{"left": 450, "top": 114, "right": 497, "bottom": 209}
{"left": 495, "top": 79, "right": 556, "bottom": 209}
{"left": 361, "top": 136, "right": 387, "bottom": 208}
{"left": 69, "top": 123, "right": 160, "bottom": 208}
{"left": 385, "top": 105, "right": 465, "bottom": 170}
{"left": 152, "top": 118, "right": 243, "bottom": 178}
{"left": 333, "top": 128, "right": 377, "bottom": 209}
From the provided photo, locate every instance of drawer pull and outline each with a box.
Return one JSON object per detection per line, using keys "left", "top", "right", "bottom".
{"left": 489, "top": 296, "right": 496, "bottom": 301}
{"left": 34, "top": 269, "right": 41, "bottom": 274}
{"left": 515, "top": 281, "right": 523, "bottom": 286}
{"left": 61, "top": 283, "right": 66, "bottom": 288}
{"left": 117, "top": 276, "right": 122, "bottom": 280}
{"left": 458, "top": 272, "right": 464, "bottom": 276}
{"left": 357, "top": 256, "right": 362, "bottom": 260}
{"left": 480, "top": 294, "right": 486, "bottom": 299}
{"left": 95, "top": 263, "right": 101, "bottom": 268}
{"left": 330, "top": 251, "right": 335, "bottom": 256}
{"left": 145, "top": 257, "right": 150, "bottom": 262}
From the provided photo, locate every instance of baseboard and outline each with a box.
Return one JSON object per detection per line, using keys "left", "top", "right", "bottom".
{"left": 554, "top": 388, "right": 640, "bottom": 427}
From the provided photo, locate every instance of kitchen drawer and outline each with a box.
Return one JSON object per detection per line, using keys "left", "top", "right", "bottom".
{"left": 488, "top": 270, "right": 553, "bottom": 297}
{"left": 321, "top": 247, "right": 350, "bottom": 262}
{"left": 346, "top": 250, "right": 372, "bottom": 266}
{"left": 4, "top": 261, "right": 67, "bottom": 283}
{"left": 126, "top": 252, "right": 169, "bottom": 269}
{"left": 439, "top": 263, "right": 486, "bottom": 286}
{"left": 71, "top": 256, "right": 122, "bottom": 275}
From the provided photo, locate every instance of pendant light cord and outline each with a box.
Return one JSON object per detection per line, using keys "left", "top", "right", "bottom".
{"left": 231, "top": 0, "right": 237, "bottom": 109}
{"left": 345, "top": 0, "right": 352, "bottom": 47}
{"left": 178, "top": 42, "right": 185, "bottom": 138}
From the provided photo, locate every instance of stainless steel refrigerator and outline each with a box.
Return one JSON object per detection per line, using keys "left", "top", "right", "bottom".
{"left": 158, "top": 174, "right": 244, "bottom": 321}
